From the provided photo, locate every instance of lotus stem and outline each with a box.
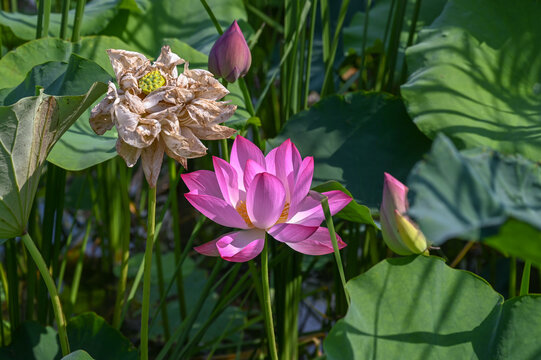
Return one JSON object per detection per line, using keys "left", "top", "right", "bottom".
{"left": 21, "top": 233, "right": 70, "bottom": 356}
{"left": 261, "top": 234, "right": 279, "bottom": 360}
{"left": 140, "top": 186, "right": 157, "bottom": 360}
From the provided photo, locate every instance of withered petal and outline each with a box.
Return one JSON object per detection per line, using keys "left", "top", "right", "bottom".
{"left": 154, "top": 45, "right": 185, "bottom": 78}
{"left": 89, "top": 82, "right": 117, "bottom": 135}
{"left": 107, "top": 49, "right": 150, "bottom": 84}
{"left": 116, "top": 138, "right": 141, "bottom": 167}
{"left": 189, "top": 123, "right": 237, "bottom": 140}
{"left": 141, "top": 139, "right": 165, "bottom": 188}
{"left": 186, "top": 98, "right": 237, "bottom": 125}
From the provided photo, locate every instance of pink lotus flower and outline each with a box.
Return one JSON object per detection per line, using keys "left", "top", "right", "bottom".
{"left": 208, "top": 20, "right": 252, "bottom": 83}
{"left": 380, "top": 172, "right": 428, "bottom": 255}
{"left": 182, "top": 136, "right": 352, "bottom": 262}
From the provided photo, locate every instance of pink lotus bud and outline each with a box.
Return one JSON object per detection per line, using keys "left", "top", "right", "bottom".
{"left": 208, "top": 20, "right": 252, "bottom": 83}
{"left": 380, "top": 173, "right": 428, "bottom": 255}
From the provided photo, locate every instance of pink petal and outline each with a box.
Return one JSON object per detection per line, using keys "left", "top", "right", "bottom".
{"left": 181, "top": 170, "right": 222, "bottom": 198}
{"left": 243, "top": 159, "right": 266, "bottom": 190}
{"left": 382, "top": 172, "right": 408, "bottom": 214}
{"left": 194, "top": 239, "right": 220, "bottom": 257}
{"left": 288, "top": 190, "right": 352, "bottom": 226}
{"left": 216, "top": 229, "right": 266, "bottom": 262}
{"left": 230, "top": 135, "right": 265, "bottom": 188}
{"left": 213, "top": 156, "right": 240, "bottom": 206}
{"left": 286, "top": 227, "right": 346, "bottom": 255}
{"left": 266, "top": 139, "right": 302, "bottom": 204}
{"left": 185, "top": 193, "right": 249, "bottom": 229}
{"left": 288, "top": 156, "right": 314, "bottom": 217}
{"left": 246, "top": 173, "right": 286, "bottom": 229}
{"left": 268, "top": 223, "right": 318, "bottom": 243}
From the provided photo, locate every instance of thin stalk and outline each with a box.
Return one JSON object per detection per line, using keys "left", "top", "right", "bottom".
{"left": 168, "top": 158, "right": 187, "bottom": 321}
{"left": 5, "top": 240, "right": 19, "bottom": 331}
{"left": 9, "top": 0, "right": 15, "bottom": 11}
{"left": 303, "top": 0, "right": 319, "bottom": 109}
{"left": 71, "top": 0, "right": 85, "bottom": 42}
{"left": 320, "top": 0, "right": 331, "bottom": 65}
{"left": 199, "top": 0, "right": 223, "bottom": 34}
{"left": 450, "top": 241, "right": 474, "bottom": 268}
{"left": 399, "top": 0, "right": 422, "bottom": 84}
{"left": 21, "top": 233, "right": 70, "bottom": 356}
{"left": 519, "top": 261, "right": 532, "bottom": 296}
{"left": 140, "top": 186, "right": 157, "bottom": 360}
{"left": 113, "top": 166, "right": 131, "bottom": 329}
{"left": 320, "top": 0, "right": 351, "bottom": 97}
{"left": 51, "top": 168, "right": 67, "bottom": 283}
{"left": 509, "top": 257, "right": 517, "bottom": 298}
{"left": 154, "top": 239, "right": 171, "bottom": 341}
{"left": 59, "top": 0, "right": 71, "bottom": 39}
{"left": 70, "top": 220, "right": 91, "bottom": 306}
{"left": 321, "top": 196, "right": 349, "bottom": 305}
{"left": 245, "top": 3, "right": 284, "bottom": 33}
{"left": 358, "top": 0, "right": 373, "bottom": 89}
{"left": 383, "top": 0, "right": 407, "bottom": 92}
{"left": 36, "top": 0, "right": 51, "bottom": 38}
{"left": 261, "top": 235, "right": 279, "bottom": 360}
{"left": 238, "top": 78, "right": 255, "bottom": 116}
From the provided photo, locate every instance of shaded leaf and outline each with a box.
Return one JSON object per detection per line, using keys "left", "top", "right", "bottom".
{"left": 67, "top": 313, "right": 138, "bottom": 360}
{"left": 324, "top": 255, "right": 541, "bottom": 360}
{"left": 401, "top": 0, "right": 541, "bottom": 162}
{"left": 269, "top": 91, "right": 431, "bottom": 208}
{"left": 0, "top": 322, "right": 59, "bottom": 360}
{"left": 408, "top": 135, "right": 541, "bottom": 267}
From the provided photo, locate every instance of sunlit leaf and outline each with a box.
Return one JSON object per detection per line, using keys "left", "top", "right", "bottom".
{"left": 401, "top": 0, "right": 541, "bottom": 162}
{"left": 407, "top": 135, "right": 541, "bottom": 267}
{"left": 324, "top": 255, "right": 541, "bottom": 359}
{"left": 269, "top": 91, "right": 431, "bottom": 208}
{"left": 0, "top": 0, "right": 121, "bottom": 42}
{"left": 61, "top": 350, "right": 95, "bottom": 360}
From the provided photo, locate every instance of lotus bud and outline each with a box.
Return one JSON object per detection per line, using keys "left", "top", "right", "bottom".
{"left": 380, "top": 172, "right": 428, "bottom": 255}
{"left": 208, "top": 20, "right": 251, "bottom": 83}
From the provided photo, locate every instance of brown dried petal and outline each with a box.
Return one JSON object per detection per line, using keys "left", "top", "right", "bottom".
{"left": 141, "top": 139, "right": 165, "bottom": 188}
{"left": 125, "top": 90, "right": 146, "bottom": 114}
{"left": 182, "top": 68, "right": 229, "bottom": 100}
{"left": 107, "top": 49, "right": 150, "bottom": 84}
{"left": 186, "top": 98, "right": 237, "bottom": 125}
{"left": 161, "top": 122, "right": 207, "bottom": 159}
{"left": 89, "top": 82, "right": 117, "bottom": 135}
{"left": 163, "top": 87, "right": 194, "bottom": 104}
{"left": 119, "top": 74, "right": 140, "bottom": 94}
{"left": 154, "top": 46, "right": 185, "bottom": 78}
{"left": 116, "top": 138, "right": 141, "bottom": 167}
{"left": 115, "top": 105, "right": 161, "bottom": 148}
{"left": 189, "top": 123, "right": 237, "bottom": 140}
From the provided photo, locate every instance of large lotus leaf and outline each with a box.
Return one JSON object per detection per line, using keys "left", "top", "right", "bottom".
{"left": 61, "top": 351, "right": 95, "bottom": 360}
{"left": 407, "top": 135, "right": 541, "bottom": 267}
{"left": 67, "top": 313, "right": 138, "bottom": 360}
{"left": 99, "top": 0, "right": 247, "bottom": 55}
{"left": 324, "top": 255, "right": 541, "bottom": 359}
{"left": 0, "top": 322, "right": 60, "bottom": 360}
{"left": 0, "top": 0, "right": 120, "bottom": 41}
{"left": 343, "top": 0, "right": 447, "bottom": 55}
{"left": 0, "top": 82, "right": 106, "bottom": 239}
{"left": 401, "top": 0, "right": 541, "bottom": 162}
{"left": 269, "top": 91, "right": 431, "bottom": 208}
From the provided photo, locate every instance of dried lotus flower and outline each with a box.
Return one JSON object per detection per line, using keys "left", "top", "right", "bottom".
{"left": 90, "top": 45, "right": 237, "bottom": 187}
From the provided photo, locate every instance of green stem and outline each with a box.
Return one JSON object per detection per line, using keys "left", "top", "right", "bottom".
{"left": 21, "top": 233, "right": 70, "bottom": 356}
{"left": 238, "top": 78, "right": 255, "bottom": 116}
{"left": 70, "top": 220, "right": 91, "bottom": 306}
{"left": 9, "top": 0, "right": 15, "bottom": 11}
{"left": 71, "top": 0, "right": 85, "bottom": 42}
{"left": 519, "top": 261, "right": 532, "bottom": 296}
{"left": 5, "top": 240, "right": 19, "bottom": 330}
{"left": 154, "top": 238, "right": 171, "bottom": 341}
{"left": 321, "top": 196, "right": 350, "bottom": 305}
{"left": 140, "top": 186, "right": 157, "bottom": 360}
{"left": 303, "top": 0, "right": 318, "bottom": 110}
{"left": 168, "top": 159, "right": 187, "bottom": 321}
{"left": 358, "top": 0, "right": 373, "bottom": 89}
{"left": 199, "top": 0, "right": 223, "bottom": 34}
{"left": 36, "top": 0, "right": 51, "bottom": 38}
{"left": 261, "top": 235, "right": 279, "bottom": 360}
{"left": 59, "top": 0, "right": 71, "bottom": 39}
{"left": 509, "top": 257, "right": 517, "bottom": 298}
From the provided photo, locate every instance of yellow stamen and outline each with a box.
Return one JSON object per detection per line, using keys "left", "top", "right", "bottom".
{"left": 235, "top": 201, "right": 290, "bottom": 228}
{"left": 277, "top": 202, "right": 290, "bottom": 224}
{"left": 138, "top": 70, "right": 166, "bottom": 94}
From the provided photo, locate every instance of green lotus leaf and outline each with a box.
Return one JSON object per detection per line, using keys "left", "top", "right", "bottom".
{"left": 324, "top": 255, "right": 541, "bottom": 359}
{"left": 408, "top": 135, "right": 541, "bottom": 267}
{"left": 401, "top": 0, "right": 541, "bottom": 162}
